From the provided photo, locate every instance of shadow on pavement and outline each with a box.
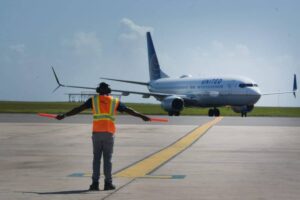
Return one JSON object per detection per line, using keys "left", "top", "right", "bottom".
{"left": 21, "top": 189, "right": 93, "bottom": 195}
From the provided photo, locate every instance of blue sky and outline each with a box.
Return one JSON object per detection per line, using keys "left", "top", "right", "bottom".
{"left": 0, "top": 0, "right": 299, "bottom": 107}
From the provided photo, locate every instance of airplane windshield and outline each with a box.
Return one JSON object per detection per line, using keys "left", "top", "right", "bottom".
{"left": 239, "top": 83, "right": 258, "bottom": 88}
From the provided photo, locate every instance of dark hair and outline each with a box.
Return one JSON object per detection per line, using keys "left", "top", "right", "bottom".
{"left": 96, "top": 82, "right": 111, "bottom": 95}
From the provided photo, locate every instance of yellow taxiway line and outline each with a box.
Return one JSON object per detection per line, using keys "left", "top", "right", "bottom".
{"left": 114, "top": 117, "right": 223, "bottom": 178}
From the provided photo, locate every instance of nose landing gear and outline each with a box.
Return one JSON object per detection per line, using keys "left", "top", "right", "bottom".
{"left": 241, "top": 112, "right": 247, "bottom": 117}
{"left": 208, "top": 108, "right": 220, "bottom": 117}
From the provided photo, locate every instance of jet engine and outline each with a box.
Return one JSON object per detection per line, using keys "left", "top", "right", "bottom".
{"left": 231, "top": 105, "right": 254, "bottom": 117}
{"left": 161, "top": 96, "right": 184, "bottom": 116}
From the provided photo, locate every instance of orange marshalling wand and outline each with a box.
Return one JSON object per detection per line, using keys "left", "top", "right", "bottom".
{"left": 149, "top": 117, "right": 169, "bottom": 122}
{"left": 38, "top": 113, "right": 57, "bottom": 119}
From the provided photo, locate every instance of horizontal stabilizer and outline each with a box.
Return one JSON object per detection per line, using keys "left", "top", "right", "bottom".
{"left": 101, "top": 77, "right": 149, "bottom": 86}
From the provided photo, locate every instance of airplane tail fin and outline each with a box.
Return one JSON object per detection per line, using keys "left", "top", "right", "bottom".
{"left": 146, "top": 32, "right": 169, "bottom": 81}
{"left": 293, "top": 74, "right": 297, "bottom": 97}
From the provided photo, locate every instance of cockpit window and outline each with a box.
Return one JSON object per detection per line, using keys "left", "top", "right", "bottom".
{"left": 239, "top": 83, "right": 257, "bottom": 88}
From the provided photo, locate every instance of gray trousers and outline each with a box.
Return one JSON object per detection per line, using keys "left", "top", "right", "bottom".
{"left": 92, "top": 132, "right": 114, "bottom": 183}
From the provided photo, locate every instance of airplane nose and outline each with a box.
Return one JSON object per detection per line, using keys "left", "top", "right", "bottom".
{"left": 256, "top": 91, "right": 261, "bottom": 100}
{"left": 252, "top": 88, "right": 261, "bottom": 102}
{"left": 247, "top": 87, "right": 261, "bottom": 104}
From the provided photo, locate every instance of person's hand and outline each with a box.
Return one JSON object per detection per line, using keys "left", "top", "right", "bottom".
{"left": 141, "top": 115, "right": 151, "bottom": 121}
{"left": 56, "top": 114, "right": 65, "bottom": 120}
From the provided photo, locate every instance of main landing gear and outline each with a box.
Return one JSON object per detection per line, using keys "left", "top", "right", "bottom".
{"left": 208, "top": 108, "right": 220, "bottom": 117}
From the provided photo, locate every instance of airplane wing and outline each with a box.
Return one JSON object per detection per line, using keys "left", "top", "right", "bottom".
{"left": 51, "top": 67, "right": 96, "bottom": 92}
{"left": 261, "top": 74, "right": 297, "bottom": 97}
{"left": 52, "top": 67, "right": 172, "bottom": 99}
{"left": 261, "top": 91, "right": 296, "bottom": 95}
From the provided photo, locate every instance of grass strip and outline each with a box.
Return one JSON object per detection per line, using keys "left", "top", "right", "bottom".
{"left": 0, "top": 101, "right": 299, "bottom": 117}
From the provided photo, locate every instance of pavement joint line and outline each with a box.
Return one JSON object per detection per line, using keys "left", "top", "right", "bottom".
{"left": 101, "top": 178, "right": 137, "bottom": 200}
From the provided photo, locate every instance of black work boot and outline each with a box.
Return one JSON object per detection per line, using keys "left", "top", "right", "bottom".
{"left": 104, "top": 182, "right": 116, "bottom": 190}
{"left": 89, "top": 182, "right": 99, "bottom": 191}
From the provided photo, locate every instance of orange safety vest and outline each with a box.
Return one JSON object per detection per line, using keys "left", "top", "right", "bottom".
{"left": 91, "top": 95, "right": 119, "bottom": 134}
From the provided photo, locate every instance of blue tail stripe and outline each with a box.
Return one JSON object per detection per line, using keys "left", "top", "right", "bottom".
{"left": 293, "top": 74, "right": 297, "bottom": 91}
{"left": 293, "top": 74, "right": 297, "bottom": 97}
{"left": 147, "top": 32, "right": 169, "bottom": 81}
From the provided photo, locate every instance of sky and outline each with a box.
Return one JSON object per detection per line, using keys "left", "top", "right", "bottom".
{"left": 0, "top": 0, "right": 299, "bottom": 107}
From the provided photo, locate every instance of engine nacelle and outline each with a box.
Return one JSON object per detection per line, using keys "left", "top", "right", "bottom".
{"left": 231, "top": 105, "right": 254, "bottom": 113}
{"left": 161, "top": 96, "right": 184, "bottom": 112}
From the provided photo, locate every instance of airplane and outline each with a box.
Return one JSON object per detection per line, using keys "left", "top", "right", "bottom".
{"left": 52, "top": 32, "right": 298, "bottom": 117}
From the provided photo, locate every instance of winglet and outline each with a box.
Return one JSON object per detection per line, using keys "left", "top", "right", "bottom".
{"left": 51, "top": 66, "right": 63, "bottom": 93}
{"left": 293, "top": 74, "right": 297, "bottom": 97}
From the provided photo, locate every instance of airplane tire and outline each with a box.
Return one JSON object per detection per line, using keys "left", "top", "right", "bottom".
{"left": 208, "top": 109, "right": 214, "bottom": 117}
{"left": 241, "top": 112, "right": 247, "bottom": 117}
{"left": 168, "top": 111, "right": 174, "bottom": 116}
{"left": 214, "top": 108, "right": 220, "bottom": 117}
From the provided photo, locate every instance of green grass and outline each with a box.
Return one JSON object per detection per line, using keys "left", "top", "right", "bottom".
{"left": 0, "top": 101, "right": 299, "bottom": 117}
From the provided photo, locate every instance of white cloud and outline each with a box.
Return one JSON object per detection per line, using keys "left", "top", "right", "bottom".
{"left": 9, "top": 44, "right": 25, "bottom": 54}
{"left": 110, "top": 18, "right": 154, "bottom": 84}
{"left": 5, "top": 44, "right": 27, "bottom": 64}
{"left": 119, "top": 18, "right": 154, "bottom": 41}
{"left": 212, "top": 40, "right": 224, "bottom": 51}
{"left": 235, "top": 44, "right": 250, "bottom": 56}
{"left": 63, "top": 32, "right": 102, "bottom": 56}
{"left": 198, "top": 41, "right": 251, "bottom": 58}
{"left": 276, "top": 54, "right": 293, "bottom": 64}
{"left": 182, "top": 40, "right": 254, "bottom": 77}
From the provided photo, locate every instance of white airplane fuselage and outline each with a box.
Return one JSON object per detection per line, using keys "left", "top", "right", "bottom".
{"left": 149, "top": 76, "right": 261, "bottom": 107}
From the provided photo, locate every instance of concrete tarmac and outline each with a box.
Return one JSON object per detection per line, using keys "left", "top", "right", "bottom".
{"left": 0, "top": 114, "right": 300, "bottom": 200}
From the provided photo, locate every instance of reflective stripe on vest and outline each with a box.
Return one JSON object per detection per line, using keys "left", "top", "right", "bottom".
{"left": 92, "top": 95, "right": 119, "bottom": 134}
{"left": 93, "top": 114, "right": 115, "bottom": 121}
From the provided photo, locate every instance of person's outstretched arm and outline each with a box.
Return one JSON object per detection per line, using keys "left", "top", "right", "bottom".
{"left": 123, "top": 107, "right": 150, "bottom": 121}
{"left": 56, "top": 99, "right": 91, "bottom": 120}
